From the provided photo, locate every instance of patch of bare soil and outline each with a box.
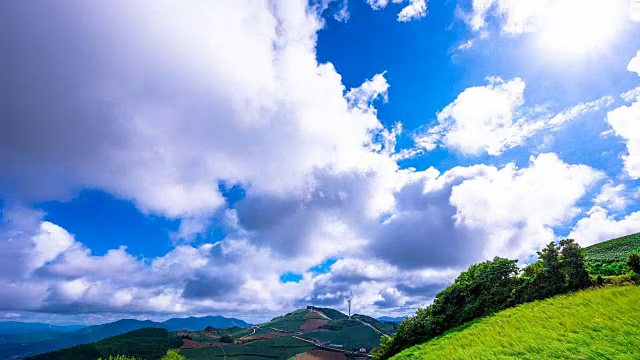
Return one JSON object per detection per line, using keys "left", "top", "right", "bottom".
{"left": 180, "top": 339, "right": 213, "bottom": 349}
{"left": 239, "top": 331, "right": 294, "bottom": 341}
{"left": 299, "top": 319, "right": 329, "bottom": 331}
{"left": 296, "top": 349, "right": 347, "bottom": 360}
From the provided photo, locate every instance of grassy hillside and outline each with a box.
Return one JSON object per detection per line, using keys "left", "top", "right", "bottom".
{"left": 27, "top": 328, "right": 183, "bottom": 360}
{"left": 583, "top": 232, "right": 640, "bottom": 276}
{"left": 176, "top": 307, "right": 390, "bottom": 359}
{"left": 392, "top": 286, "right": 640, "bottom": 360}
{"left": 0, "top": 316, "right": 248, "bottom": 359}
{"left": 180, "top": 336, "right": 314, "bottom": 360}
{"left": 584, "top": 232, "right": 640, "bottom": 262}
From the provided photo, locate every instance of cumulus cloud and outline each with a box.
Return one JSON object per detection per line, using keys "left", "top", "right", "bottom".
{"left": 363, "top": 0, "right": 428, "bottom": 22}
{"left": 594, "top": 181, "right": 631, "bottom": 212}
{"left": 0, "top": 0, "right": 624, "bottom": 322}
{"left": 413, "top": 77, "right": 612, "bottom": 156}
{"left": 370, "top": 153, "right": 603, "bottom": 268}
{"left": 0, "top": 151, "right": 604, "bottom": 319}
{"left": 628, "top": 50, "right": 640, "bottom": 76}
{"left": 462, "top": 0, "right": 625, "bottom": 35}
{"left": 602, "top": 51, "right": 640, "bottom": 179}
{"left": 569, "top": 207, "right": 640, "bottom": 247}
{"left": 397, "top": 0, "right": 428, "bottom": 22}
{"left": 607, "top": 99, "right": 640, "bottom": 179}
{"left": 0, "top": 1, "right": 397, "bottom": 241}
{"left": 415, "top": 77, "right": 527, "bottom": 155}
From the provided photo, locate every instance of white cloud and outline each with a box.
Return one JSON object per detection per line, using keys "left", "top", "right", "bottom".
{"left": 0, "top": 0, "right": 628, "bottom": 322}
{"left": 397, "top": 0, "right": 428, "bottom": 22}
{"left": 370, "top": 153, "right": 602, "bottom": 269}
{"left": 0, "top": 1, "right": 396, "bottom": 241}
{"left": 594, "top": 181, "right": 630, "bottom": 211}
{"left": 413, "top": 76, "right": 613, "bottom": 157}
{"left": 418, "top": 77, "right": 527, "bottom": 156}
{"left": 365, "top": 0, "right": 392, "bottom": 10}
{"left": 607, "top": 99, "right": 640, "bottom": 179}
{"left": 0, "top": 151, "right": 604, "bottom": 318}
{"left": 464, "top": 0, "right": 625, "bottom": 35}
{"left": 547, "top": 96, "right": 614, "bottom": 126}
{"left": 621, "top": 86, "right": 640, "bottom": 103}
{"left": 362, "top": 0, "right": 427, "bottom": 22}
{"left": 628, "top": 50, "right": 640, "bottom": 76}
{"left": 569, "top": 206, "right": 640, "bottom": 247}
{"left": 449, "top": 153, "right": 603, "bottom": 259}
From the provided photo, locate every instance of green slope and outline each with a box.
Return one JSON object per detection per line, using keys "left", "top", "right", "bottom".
{"left": 584, "top": 232, "right": 640, "bottom": 262}
{"left": 392, "top": 286, "right": 640, "bottom": 360}
{"left": 27, "top": 328, "right": 183, "bottom": 360}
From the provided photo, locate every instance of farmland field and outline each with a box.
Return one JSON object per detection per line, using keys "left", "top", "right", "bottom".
{"left": 180, "top": 337, "right": 314, "bottom": 359}
{"left": 306, "top": 325, "right": 380, "bottom": 351}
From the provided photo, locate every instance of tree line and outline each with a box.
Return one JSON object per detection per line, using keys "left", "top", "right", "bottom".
{"left": 373, "top": 239, "right": 640, "bottom": 359}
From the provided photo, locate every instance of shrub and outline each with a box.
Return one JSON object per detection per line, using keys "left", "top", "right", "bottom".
{"left": 219, "top": 335, "right": 234, "bottom": 343}
{"left": 627, "top": 252, "right": 640, "bottom": 274}
{"left": 161, "top": 349, "right": 185, "bottom": 360}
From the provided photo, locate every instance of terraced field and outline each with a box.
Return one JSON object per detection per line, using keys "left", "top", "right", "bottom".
{"left": 177, "top": 307, "right": 390, "bottom": 359}
{"left": 180, "top": 336, "right": 314, "bottom": 359}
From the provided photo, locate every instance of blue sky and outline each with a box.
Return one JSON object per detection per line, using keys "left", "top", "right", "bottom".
{"left": 0, "top": 0, "right": 639, "bottom": 324}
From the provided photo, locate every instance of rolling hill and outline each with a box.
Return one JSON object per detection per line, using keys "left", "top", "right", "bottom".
{"left": 391, "top": 286, "right": 640, "bottom": 359}
{"left": 0, "top": 316, "right": 248, "bottom": 359}
{"left": 583, "top": 232, "right": 640, "bottom": 276}
{"left": 178, "top": 307, "right": 391, "bottom": 359}
{"left": 583, "top": 232, "right": 640, "bottom": 262}
{"left": 0, "top": 322, "right": 84, "bottom": 334}
{"left": 26, "top": 328, "right": 183, "bottom": 360}
{"left": 24, "top": 306, "right": 391, "bottom": 359}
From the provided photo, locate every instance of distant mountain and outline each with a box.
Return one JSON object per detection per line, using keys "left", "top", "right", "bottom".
{"left": 0, "top": 315, "right": 249, "bottom": 359}
{"left": 23, "top": 307, "right": 399, "bottom": 360}
{"left": 161, "top": 315, "right": 249, "bottom": 331}
{"left": 377, "top": 316, "right": 406, "bottom": 323}
{"left": 0, "top": 322, "right": 84, "bottom": 334}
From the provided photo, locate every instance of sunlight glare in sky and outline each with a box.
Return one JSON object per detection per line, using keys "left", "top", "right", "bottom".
{"left": 537, "top": 0, "right": 625, "bottom": 55}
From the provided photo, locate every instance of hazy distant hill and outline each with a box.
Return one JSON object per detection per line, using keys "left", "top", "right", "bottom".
{"left": 377, "top": 316, "right": 406, "bottom": 323}
{"left": 26, "top": 328, "right": 182, "bottom": 360}
{"left": 161, "top": 315, "right": 249, "bottom": 331}
{"left": 0, "top": 315, "right": 248, "bottom": 359}
{"left": 35, "top": 306, "right": 397, "bottom": 359}
{"left": 0, "top": 322, "right": 84, "bottom": 334}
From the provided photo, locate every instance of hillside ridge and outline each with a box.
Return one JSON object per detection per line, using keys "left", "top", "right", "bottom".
{"left": 392, "top": 286, "right": 640, "bottom": 359}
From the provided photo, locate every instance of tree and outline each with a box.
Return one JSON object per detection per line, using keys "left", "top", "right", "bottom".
{"left": 219, "top": 335, "right": 234, "bottom": 343}
{"left": 537, "top": 242, "right": 567, "bottom": 298}
{"left": 372, "top": 335, "right": 393, "bottom": 360}
{"left": 560, "top": 239, "right": 592, "bottom": 291}
{"left": 627, "top": 252, "right": 640, "bottom": 274}
{"left": 204, "top": 326, "right": 214, "bottom": 331}
{"left": 161, "top": 349, "right": 185, "bottom": 360}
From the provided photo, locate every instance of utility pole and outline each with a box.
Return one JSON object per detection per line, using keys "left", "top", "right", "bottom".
{"left": 348, "top": 298, "right": 352, "bottom": 319}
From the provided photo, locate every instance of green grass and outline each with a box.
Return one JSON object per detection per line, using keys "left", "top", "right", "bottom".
{"left": 584, "top": 233, "right": 640, "bottom": 262}
{"left": 179, "top": 337, "right": 314, "bottom": 359}
{"left": 392, "top": 286, "right": 640, "bottom": 360}
{"left": 27, "top": 328, "right": 182, "bottom": 360}
{"left": 258, "top": 309, "right": 309, "bottom": 332}
{"left": 307, "top": 325, "right": 381, "bottom": 351}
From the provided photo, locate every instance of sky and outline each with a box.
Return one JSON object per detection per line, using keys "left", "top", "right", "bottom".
{"left": 0, "top": 0, "right": 639, "bottom": 325}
